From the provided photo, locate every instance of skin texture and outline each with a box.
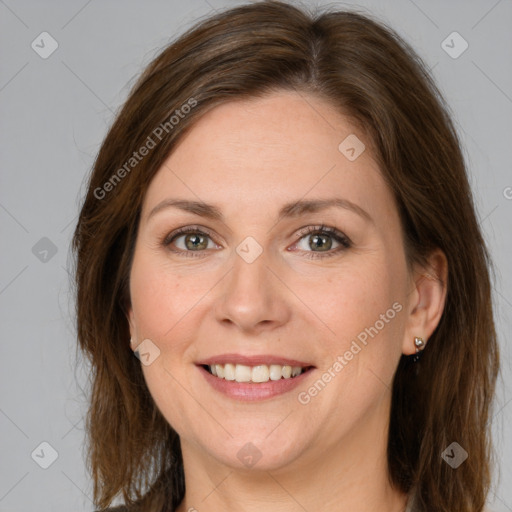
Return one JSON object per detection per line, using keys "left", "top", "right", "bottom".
{"left": 127, "top": 91, "right": 447, "bottom": 512}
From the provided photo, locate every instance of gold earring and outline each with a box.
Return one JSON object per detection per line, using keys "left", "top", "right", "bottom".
{"left": 413, "top": 336, "right": 425, "bottom": 362}
{"left": 414, "top": 336, "right": 425, "bottom": 352}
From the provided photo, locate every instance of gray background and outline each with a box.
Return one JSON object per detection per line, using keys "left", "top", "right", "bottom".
{"left": 0, "top": 0, "right": 511, "bottom": 510}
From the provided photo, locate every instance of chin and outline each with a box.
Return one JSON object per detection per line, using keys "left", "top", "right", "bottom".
{"left": 220, "top": 435, "right": 308, "bottom": 472}
{"left": 181, "top": 418, "right": 312, "bottom": 473}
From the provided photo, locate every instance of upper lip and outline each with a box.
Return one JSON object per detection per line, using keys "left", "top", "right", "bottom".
{"left": 196, "top": 353, "right": 314, "bottom": 367}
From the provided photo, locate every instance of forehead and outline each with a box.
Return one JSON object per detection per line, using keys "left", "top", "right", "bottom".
{"left": 141, "top": 91, "right": 393, "bottom": 224}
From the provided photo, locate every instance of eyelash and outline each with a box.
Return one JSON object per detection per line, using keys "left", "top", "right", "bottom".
{"left": 162, "top": 224, "right": 352, "bottom": 259}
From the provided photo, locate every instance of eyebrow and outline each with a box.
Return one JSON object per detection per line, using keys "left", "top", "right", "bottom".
{"left": 147, "top": 197, "right": 373, "bottom": 224}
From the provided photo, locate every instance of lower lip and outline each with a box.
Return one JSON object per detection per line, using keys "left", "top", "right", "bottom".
{"left": 197, "top": 365, "right": 314, "bottom": 401}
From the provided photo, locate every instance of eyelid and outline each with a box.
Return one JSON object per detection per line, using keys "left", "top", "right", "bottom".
{"left": 289, "top": 224, "right": 351, "bottom": 259}
{"left": 163, "top": 224, "right": 218, "bottom": 243}
{"left": 294, "top": 224, "right": 351, "bottom": 244}
{"left": 162, "top": 223, "right": 351, "bottom": 258}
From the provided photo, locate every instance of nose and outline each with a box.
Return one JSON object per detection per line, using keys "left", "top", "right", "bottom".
{"left": 214, "top": 246, "right": 292, "bottom": 334}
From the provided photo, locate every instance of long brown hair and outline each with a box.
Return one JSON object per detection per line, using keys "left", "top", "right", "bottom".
{"left": 72, "top": 1, "right": 499, "bottom": 510}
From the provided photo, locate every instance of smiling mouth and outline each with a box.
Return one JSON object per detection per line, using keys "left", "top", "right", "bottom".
{"left": 202, "top": 363, "right": 314, "bottom": 383}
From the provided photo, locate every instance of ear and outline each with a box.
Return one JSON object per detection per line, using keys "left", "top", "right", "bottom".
{"left": 402, "top": 248, "right": 448, "bottom": 355}
{"left": 126, "top": 305, "right": 139, "bottom": 352}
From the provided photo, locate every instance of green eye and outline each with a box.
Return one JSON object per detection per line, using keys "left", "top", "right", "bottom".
{"left": 163, "top": 224, "right": 351, "bottom": 259}
{"left": 293, "top": 225, "right": 351, "bottom": 259}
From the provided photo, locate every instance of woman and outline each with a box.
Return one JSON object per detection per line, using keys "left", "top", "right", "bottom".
{"left": 72, "top": 1, "right": 499, "bottom": 511}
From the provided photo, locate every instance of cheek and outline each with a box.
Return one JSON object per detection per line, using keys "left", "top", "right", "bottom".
{"left": 311, "top": 262, "right": 401, "bottom": 334}
{"left": 128, "top": 260, "right": 194, "bottom": 413}
{"left": 304, "top": 255, "right": 406, "bottom": 381}
{"left": 294, "top": 261, "right": 406, "bottom": 432}
{"left": 129, "top": 252, "right": 204, "bottom": 343}
{"left": 129, "top": 253, "right": 202, "bottom": 434}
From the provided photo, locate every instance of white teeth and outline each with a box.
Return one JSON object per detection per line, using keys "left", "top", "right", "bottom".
{"left": 292, "top": 366, "right": 302, "bottom": 377}
{"left": 206, "top": 363, "right": 306, "bottom": 383}
{"left": 252, "top": 365, "right": 270, "bottom": 383}
{"left": 224, "top": 363, "right": 236, "bottom": 380}
{"left": 235, "top": 364, "right": 252, "bottom": 382}
{"left": 215, "top": 364, "right": 224, "bottom": 378}
{"left": 269, "top": 364, "right": 283, "bottom": 381}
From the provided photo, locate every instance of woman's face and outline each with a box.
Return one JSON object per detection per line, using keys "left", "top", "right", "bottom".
{"left": 127, "top": 90, "right": 417, "bottom": 473}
